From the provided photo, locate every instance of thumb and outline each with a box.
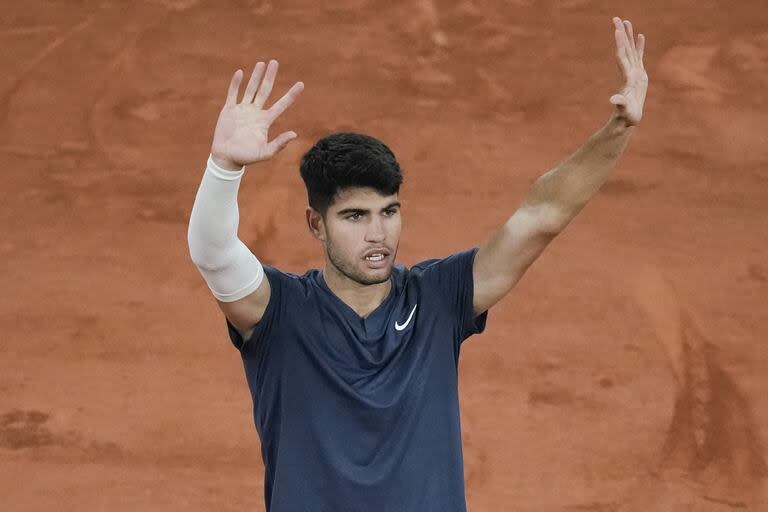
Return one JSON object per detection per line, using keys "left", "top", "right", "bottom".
{"left": 265, "top": 130, "right": 298, "bottom": 157}
{"left": 610, "top": 94, "right": 627, "bottom": 107}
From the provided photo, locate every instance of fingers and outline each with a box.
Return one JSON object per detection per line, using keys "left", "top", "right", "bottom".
{"left": 613, "top": 17, "right": 645, "bottom": 69}
{"left": 612, "top": 17, "right": 634, "bottom": 68}
{"left": 613, "top": 28, "right": 631, "bottom": 76}
{"left": 265, "top": 130, "right": 298, "bottom": 157}
{"left": 242, "top": 62, "right": 267, "bottom": 104}
{"left": 225, "top": 69, "right": 244, "bottom": 106}
{"left": 268, "top": 81, "right": 305, "bottom": 120}
{"left": 623, "top": 19, "right": 635, "bottom": 52}
{"left": 253, "top": 59, "right": 279, "bottom": 109}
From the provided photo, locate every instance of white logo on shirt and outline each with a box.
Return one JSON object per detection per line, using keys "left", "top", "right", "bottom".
{"left": 395, "top": 304, "right": 417, "bottom": 331}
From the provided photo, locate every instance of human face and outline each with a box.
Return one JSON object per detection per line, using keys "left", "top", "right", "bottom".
{"left": 320, "top": 187, "right": 401, "bottom": 286}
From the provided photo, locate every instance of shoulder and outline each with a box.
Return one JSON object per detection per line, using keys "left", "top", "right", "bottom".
{"left": 265, "top": 264, "right": 318, "bottom": 295}
{"left": 224, "top": 264, "right": 321, "bottom": 353}
{"left": 408, "top": 247, "right": 481, "bottom": 276}
{"left": 392, "top": 248, "right": 480, "bottom": 295}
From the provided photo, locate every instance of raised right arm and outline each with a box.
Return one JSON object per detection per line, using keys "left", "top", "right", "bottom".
{"left": 187, "top": 60, "right": 303, "bottom": 335}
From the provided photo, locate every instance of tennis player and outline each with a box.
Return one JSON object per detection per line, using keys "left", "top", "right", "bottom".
{"left": 188, "top": 16, "right": 647, "bottom": 512}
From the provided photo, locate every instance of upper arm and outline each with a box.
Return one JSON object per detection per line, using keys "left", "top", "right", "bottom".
{"left": 472, "top": 203, "right": 564, "bottom": 314}
{"left": 215, "top": 275, "right": 271, "bottom": 336}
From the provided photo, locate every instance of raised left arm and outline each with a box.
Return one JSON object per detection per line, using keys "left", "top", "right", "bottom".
{"left": 473, "top": 17, "right": 648, "bottom": 316}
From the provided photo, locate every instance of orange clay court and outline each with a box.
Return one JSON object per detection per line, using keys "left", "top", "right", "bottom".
{"left": 1, "top": 1, "right": 767, "bottom": 510}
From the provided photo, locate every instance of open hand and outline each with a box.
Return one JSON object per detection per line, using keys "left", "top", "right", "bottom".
{"left": 609, "top": 17, "right": 648, "bottom": 126}
{"left": 211, "top": 60, "right": 304, "bottom": 170}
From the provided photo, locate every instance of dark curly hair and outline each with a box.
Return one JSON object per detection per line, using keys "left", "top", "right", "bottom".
{"left": 299, "top": 132, "right": 403, "bottom": 216}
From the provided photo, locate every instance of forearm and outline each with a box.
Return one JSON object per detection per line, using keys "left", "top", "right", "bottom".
{"left": 187, "top": 156, "right": 264, "bottom": 302}
{"left": 524, "top": 111, "right": 633, "bottom": 228}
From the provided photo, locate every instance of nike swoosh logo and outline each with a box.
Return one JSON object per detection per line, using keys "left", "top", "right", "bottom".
{"left": 395, "top": 304, "right": 417, "bottom": 331}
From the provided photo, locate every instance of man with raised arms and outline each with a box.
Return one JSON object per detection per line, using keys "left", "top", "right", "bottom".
{"left": 187, "top": 17, "right": 648, "bottom": 512}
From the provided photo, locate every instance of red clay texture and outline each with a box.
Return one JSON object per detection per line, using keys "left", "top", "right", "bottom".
{"left": 2, "top": 1, "right": 767, "bottom": 511}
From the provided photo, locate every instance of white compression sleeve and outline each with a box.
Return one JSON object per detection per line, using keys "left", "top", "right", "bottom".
{"left": 187, "top": 155, "right": 264, "bottom": 302}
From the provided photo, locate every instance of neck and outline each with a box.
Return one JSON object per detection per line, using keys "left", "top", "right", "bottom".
{"left": 322, "top": 263, "right": 391, "bottom": 318}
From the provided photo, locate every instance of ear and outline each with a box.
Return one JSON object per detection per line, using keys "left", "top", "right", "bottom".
{"left": 306, "top": 207, "right": 326, "bottom": 241}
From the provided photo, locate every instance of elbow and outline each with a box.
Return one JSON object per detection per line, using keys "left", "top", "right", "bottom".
{"left": 189, "top": 247, "right": 236, "bottom": 272}
{"left": 186, "top": 223, "right": 206, "bottom": 267}
{"left": 525, "top": 202, "right": 571, "bottom": 235}
{"left": 187, "top": 209, "right": 241, "bottom": 270}
{"left": 187, "top": 226, "right": 233, "bottom": 271}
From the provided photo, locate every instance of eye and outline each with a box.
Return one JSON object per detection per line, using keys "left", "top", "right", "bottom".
{"left": 383, "top": 208, "right": 398, "bottom": 217}
{"left": 347, "top": 212, "right": 362, "bottom": 221}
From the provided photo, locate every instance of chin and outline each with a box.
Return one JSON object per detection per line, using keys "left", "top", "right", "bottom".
{"left": 356, "top": 259, "right": 394, "bottom": 283}
{"left": 358, "top": 267, "right": 392, "bottom": 285}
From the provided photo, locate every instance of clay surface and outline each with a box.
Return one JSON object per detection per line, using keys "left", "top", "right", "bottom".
{"left": 2, "top": 1, "right": 767, "bottom": 510}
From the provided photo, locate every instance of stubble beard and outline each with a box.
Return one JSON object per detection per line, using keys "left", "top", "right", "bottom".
{"left": 325, "top": 237, "right": 395, "bottom": 286}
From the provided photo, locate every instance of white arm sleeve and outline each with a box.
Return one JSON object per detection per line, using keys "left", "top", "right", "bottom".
{"left": 187, "top": 155, "right": 264, "bottom": 302}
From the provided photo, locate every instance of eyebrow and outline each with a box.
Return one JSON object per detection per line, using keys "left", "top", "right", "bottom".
{"left": 336, "top": 202, "right": 401, "bottom": 216}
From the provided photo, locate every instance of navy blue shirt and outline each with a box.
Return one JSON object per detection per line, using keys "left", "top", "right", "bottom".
{"left": 226, "top": 247, "right": 488, "bottom": 512}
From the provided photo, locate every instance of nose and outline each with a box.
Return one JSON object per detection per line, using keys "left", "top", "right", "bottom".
{"left": 364, "top": 216, "right": 385, "bottom": 243}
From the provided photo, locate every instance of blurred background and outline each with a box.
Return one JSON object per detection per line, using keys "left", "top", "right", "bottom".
{"left": 1, "top": 0, "right": 766, "bottom": 510}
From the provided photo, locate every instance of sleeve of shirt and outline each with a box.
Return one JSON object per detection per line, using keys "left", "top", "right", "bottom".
{"left": 418, "top": 247, "right": 489, "bottom": 345}
{"left": 224, "top": 264, "right": 286, "bottom": 356}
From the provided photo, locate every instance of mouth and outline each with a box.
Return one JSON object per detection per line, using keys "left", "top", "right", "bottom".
{"left": 363, "top": 248, "right": 391, "bottom": 268}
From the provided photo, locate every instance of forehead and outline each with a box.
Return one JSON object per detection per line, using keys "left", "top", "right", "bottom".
{"left": 329, "top": 187, "right": 399, "bottom": 211}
